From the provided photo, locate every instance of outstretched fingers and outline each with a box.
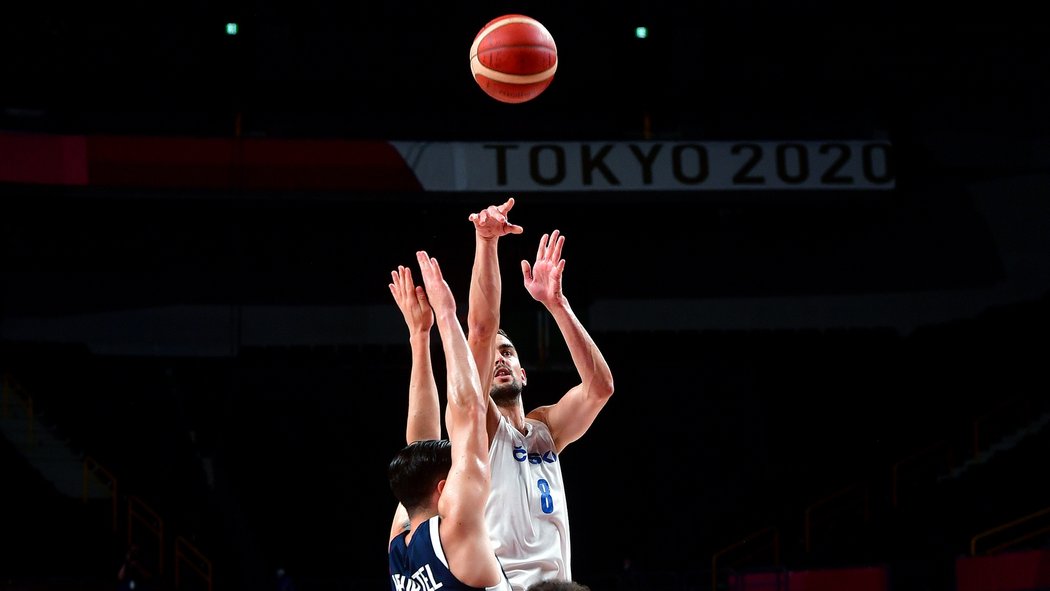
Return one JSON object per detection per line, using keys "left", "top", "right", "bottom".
{"left": 550, "top": 231, "right": 565, "bottom": 262}
{"left": 536, "top": 233, "right": 549, "bottom": 262}
{"left": 536, "top": 229, "right": 564, "bottom": 262}
{"left": 416, "top": 251, "right": 448, "bottom": 291}
{"left": 497, "top": 196, "right": 516, "bottom": 214}
{"left": 389, "top": 265, "right": 412, "bottom": 299}
{"left": 389, "top": 263, "right": 434, "bottom": 334}
{"left": 417, "top": 251, "right": 457, "bottom": 316}
{"left": 416, "top": 250, "right": 437, "bottom": 277}
{"left": 522, "top": 231, "right": 567, "bottom": 304}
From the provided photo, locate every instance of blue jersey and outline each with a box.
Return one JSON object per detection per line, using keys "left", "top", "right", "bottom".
{"left": 389, "top": 515, "right": 513, "bottom": 591}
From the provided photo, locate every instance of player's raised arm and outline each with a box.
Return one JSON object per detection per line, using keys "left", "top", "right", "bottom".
{"left": 465, "top": 198, "right": 523, "bottom": 425}
{"left": 389, "top": 264, "right": 441, "bottom": 443}
{"left": 521, "top": 230, "right": 615, "bottom": 451}
{"left": 415, "top": 250, "right": 505, "bottom": 588}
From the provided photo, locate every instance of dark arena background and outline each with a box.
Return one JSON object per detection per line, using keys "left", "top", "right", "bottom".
{"left": 2, "top": 2, "right": 1049, "bottom": 591}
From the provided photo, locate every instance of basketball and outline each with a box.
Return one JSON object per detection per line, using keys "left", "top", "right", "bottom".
{"left": 469, "top": 14, "right": 558, "bottom": 104}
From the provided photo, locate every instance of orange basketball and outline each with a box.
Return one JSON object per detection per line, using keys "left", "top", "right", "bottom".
{"left": 469, "top": 14, "right": 558, "bottom": 104}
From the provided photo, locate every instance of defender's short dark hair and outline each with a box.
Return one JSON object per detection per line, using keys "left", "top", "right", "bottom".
{"left": 388, "top": 439, "right": 452, "bottom": 511}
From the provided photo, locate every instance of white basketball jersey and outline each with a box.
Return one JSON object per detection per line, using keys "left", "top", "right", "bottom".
{"left": 485, "top": 415, "right": 571, "bottom": 591}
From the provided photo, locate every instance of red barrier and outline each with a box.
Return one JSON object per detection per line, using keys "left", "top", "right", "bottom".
{"left": 0, "top": 132, "right": 422, "bottom": 191}
{"left": 956, "top": 549, "right": 1050, "bottom": 591}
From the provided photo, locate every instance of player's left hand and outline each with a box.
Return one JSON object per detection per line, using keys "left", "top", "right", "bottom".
{"left": 521, "top": 230, "right": 566, "bottom": 305}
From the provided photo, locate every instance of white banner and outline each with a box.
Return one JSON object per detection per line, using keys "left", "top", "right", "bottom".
{"left": 392, "top": 140, "right": 894, "bottom": 191}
